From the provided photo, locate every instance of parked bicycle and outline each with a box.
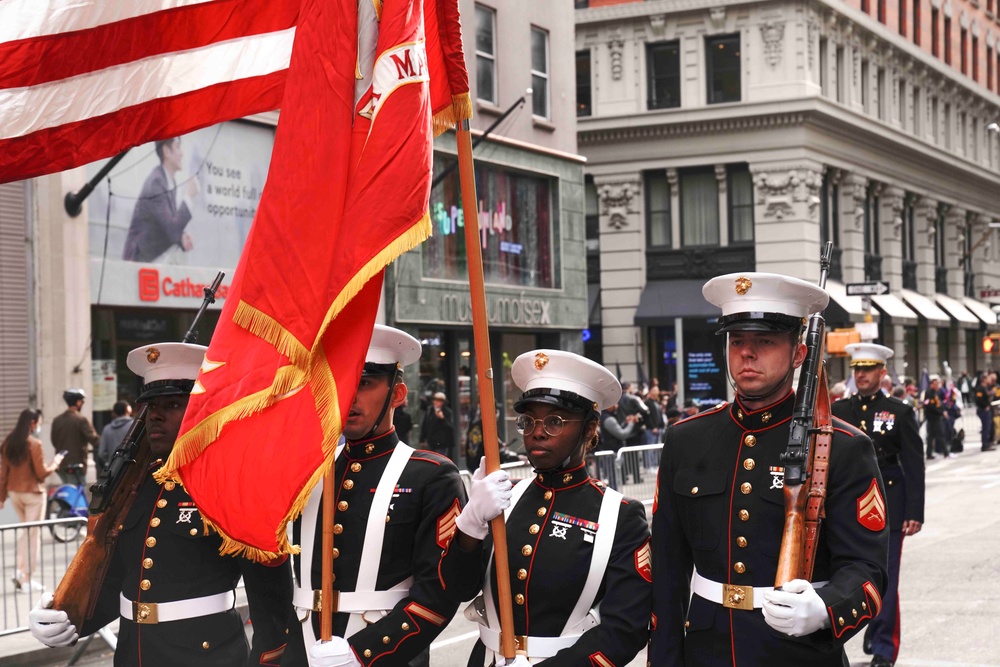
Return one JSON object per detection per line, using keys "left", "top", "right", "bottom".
{"left": 46, "top": 463, "right": 88, "bottom": 542}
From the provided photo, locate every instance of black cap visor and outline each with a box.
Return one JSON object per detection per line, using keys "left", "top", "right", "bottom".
{"left": 715, "top": 311, "right": 805, "bottom": 335}
{"left": 514, "top": 388, "right": 596, "bottom": 414}
{"left": 136, "top": 379, "right": 195, "bottom": 403}
{"left": 361, "top": 362, "right": 400, "bottom": 377}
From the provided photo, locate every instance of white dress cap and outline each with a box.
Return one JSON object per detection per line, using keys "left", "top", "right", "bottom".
{"left": 844, "top": 343, "right": 894, "bottom": 367}
{"left": 126, "top": 342, "right": 207, "bottom": 401}
{"left": 702, "top": 272, "right": 830, "bottom": 333}
{"left": 511, "top": 350, "right": 622, "bottom": 413}
{"left": 365, "top": 325, "right": 422, "bottom": 367}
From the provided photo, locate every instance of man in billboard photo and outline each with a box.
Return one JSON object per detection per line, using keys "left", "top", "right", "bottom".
{"left": 122, "top": 137, "right": 197, "bottom": 263}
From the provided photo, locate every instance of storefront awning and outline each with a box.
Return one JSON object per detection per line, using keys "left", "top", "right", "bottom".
{"left": 825, "top": 281, "right": 878, "bottom": 324}
{"left": 588, "top": 283, "right": 601, "bottom": 325}
{"left": 934, "top": 293, "right": 980, "bottom": 328}
{"left": 634, "top": 279, "right": 721, "bottom": 325}
{"left": 869, "top": 294, "right": 919, "bottom": 326}
{"left": 962, "top": 297, "right": 998, "bottom": 326}
{"left": 899, "top": 289, "right": 951, "bottom": 327}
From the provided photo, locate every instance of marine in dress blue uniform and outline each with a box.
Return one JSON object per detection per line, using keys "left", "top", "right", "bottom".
{"left": 649, "top": 273, "right": 889, "bottom": 666}
{"left": 282, "top": 326, "right": 470, "bottom": 667}
{"left": 30, "top": 342, "right": 292, "bottom": 667}
{"left": 446, "top": 350, "right": 652, "bottom": 666}
{"left": 832, "top": 343, "right": 924, "bottom": 667}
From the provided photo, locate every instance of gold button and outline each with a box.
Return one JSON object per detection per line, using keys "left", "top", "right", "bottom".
{"left": 741, "top": 482, "right": 752, "bottom": 495}
{"left": 331, "top": 573, "right": 336, "bottom": 583}
{"left": 332, "top": 548, "right": 340, "bottom": 559}
{"left": 861, "top": 404, "right": 868, "bottom": 412}
{"left": 164, "top": 482, "right": 176, "bottom": 491}
{"left": 401, "top": 622, "right": 409, "bottom": 630}
{"left": 684, "top": 620, "right": 691, "bottom": 628}
{"left": 366, "top": 444, "right": 375, "bottom": 454}
{"left": 190, "top": 528, "right": 198, "bottom": 536}
{"left": 536, "top": 507, "right": 546, "bottom": 517}
{"left": 862, "top": 602, "right": 867, "bottom": 610}
{"left": 838, "top": 617, "right": 845, "bottom": 626}
{"left": 852, "top": 608, "right": 858, "bottom": 618}
{"left": 537, "top": 474, "right": 544, "bottom": 483}
{"left": 156, "top": 499, "right": 167, "bottom": 508}
{"left": 736, "top": 536, "right": 747, "bottom": 548}
{"left": 202, "top": 641, "right": 210, "bottom": 649}
{"left": 385, "top": 515, "right": 390, "bottom": 523}
{"left": 887, "top": 480, "right": 893, "bottom": 486}
{"left": 382, "top": 635, "right": 390, "bottom": 644}
{"left": 691, "top": 486, "right": 699, "bottom": 495}
{"left": 145, "top": 537, "right": 156, "bottom": 548}
{"left": 744, "top": 434, "right": 756, "bottom": 447}
{"left": 739, "top": 509, "right": 749, "bottom": 521}
{"left": 338, "top": 501, "right": 348, "bottom": 511}
{"left": 515, "top": 594, "right": 525, "bottom": 605}
{"left": 343, "top": 479, "right": 354, "bottom": 490}
{"left": 761, "top": 411, "right": 772, "bottom": 423}
{"left": 543, "top": 491, "right": 553, "bottom": 500}
{"left": 140, "top": 579, "right": 151, "bottom": 590}
{"left": 562, "top": 473, "right": 573, "bottom": 483}
{"left": 733, "top": 562, "right": 746, "bottom": 574}
{"left": 517, "top": 568, "right": 527, "bottom": 580}
{"left": 333, "top": 524, "right": 343, "bottom": 535}
{"left": 150, "top": 518, "right": 160, "bottom": 528}
{"left": 737, "top": 409, "right": 744, "bottom": 420}
{"left": 743, "top": 459, "right": 755, "bottom": 471}
{"left": 364, "top": 650, "right": 372, "bottom": 658}
{"left": 143, "top": 558, "right": 153, "bottom": 569}
{"left": 351, "top": 462, "right": 362, "bottom": 473}
{"left": 529, "top": 524, "right": 539, "bottom": 535}
{"left": 522, "top": 545, "right": 533, "bottom": 556}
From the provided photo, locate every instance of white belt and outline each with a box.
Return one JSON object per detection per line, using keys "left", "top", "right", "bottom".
{"left": 478, "top": 624, "right": 581, "bottom": 659}
{"left": 292, "top": 587, "right": 408, "bottom": 614}
{"left": 119, "top": 590, "right": 235, "bottom": 624}
{"left": 691, "top": 571, "right": 827, "bottom": 610}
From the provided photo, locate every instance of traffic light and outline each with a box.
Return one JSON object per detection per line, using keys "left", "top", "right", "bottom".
{"left": 984, "top": 333, "right": 1000, "bottom": 353}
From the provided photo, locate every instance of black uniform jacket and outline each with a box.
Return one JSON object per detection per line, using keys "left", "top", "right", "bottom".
{"left": 832, "top": 392, "right": 925, "bottom": 529}
{"left": 282, "top": 430, "right": 469, "bottom": 666}
{"left": 82, "top": 466, "right": 291, "bottom": 667}
{"left": 649, "top": 391, "right": 889, "bottom": 666}
{"left": 446, "top": 464, "right": 651, "bottom": 667}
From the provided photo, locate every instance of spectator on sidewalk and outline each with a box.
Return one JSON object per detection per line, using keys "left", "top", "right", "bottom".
{"left": 974, "top": 371, "right": 997, "bottom": 452}
{"left": 96, "top": 400, "right": 133, "bottom": 472}
{"left": 921, "top": 375, "right": 950, "bottom": 459}
{"left": 50, "top": 389, "right": 99, "bottom": 485}
{"left": 419, "top": 391, "right": 456, "bottom": 459}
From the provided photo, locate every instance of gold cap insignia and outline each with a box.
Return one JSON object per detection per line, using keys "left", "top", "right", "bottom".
{"left": 735, "top": 277, "right": 752, "bottom": 295}
{"left": 146, "top": 347, "right": 160, "bottom": 363}
{"left": 534, "top": 352, "right": 549, "bottom": 370}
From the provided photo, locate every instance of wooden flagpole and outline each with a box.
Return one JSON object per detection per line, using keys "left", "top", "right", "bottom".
{"left": 456, "top": 119, "right": 516, "bottom": 660}
{"left": 320, "top": 470, "right": 336, "bottom": 640}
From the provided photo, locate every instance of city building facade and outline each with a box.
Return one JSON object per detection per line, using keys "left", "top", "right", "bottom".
{"left": 577, "top": 0, "right": 1000, "bottom": 403}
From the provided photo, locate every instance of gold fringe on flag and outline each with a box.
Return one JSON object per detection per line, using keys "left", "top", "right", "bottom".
{"left": 432, "top": 92, "right": 472, "bottom": 137}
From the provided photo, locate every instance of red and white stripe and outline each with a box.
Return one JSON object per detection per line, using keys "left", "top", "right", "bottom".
{"left": 0, "top": 0, "right": 297, "bottom": 183}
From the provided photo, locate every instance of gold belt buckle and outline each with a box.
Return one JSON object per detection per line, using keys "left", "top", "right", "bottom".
{"left": 722, "top": 584, "right": 754, "bottom": 611}
{"left": 311, "top": 590, "right": 340, "bottom": 613}
{"left": 132, "top": 601, "right": 158, "bottom": 624}
{"left": 498, "top": 633, "right": 529, "bottom": 656}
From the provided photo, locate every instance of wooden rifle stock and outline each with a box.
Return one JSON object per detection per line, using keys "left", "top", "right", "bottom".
{"left": 774, "top": 477, "right": 810, "bottom": 586}
{"left": 52, "top": 426, "right": 154, "bottom": 631}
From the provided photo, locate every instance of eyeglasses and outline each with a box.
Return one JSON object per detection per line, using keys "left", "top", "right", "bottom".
{"left": 516, "top": 414, "right": 583, "bottom": 437}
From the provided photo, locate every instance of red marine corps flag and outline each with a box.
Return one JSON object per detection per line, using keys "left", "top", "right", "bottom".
{"left": 155, "top": 0, "right": 470, "bottom": 559}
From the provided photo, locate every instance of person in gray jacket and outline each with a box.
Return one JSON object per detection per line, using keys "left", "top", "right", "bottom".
{"left": 96, "top": 401, "right": 133, "bottom": 472}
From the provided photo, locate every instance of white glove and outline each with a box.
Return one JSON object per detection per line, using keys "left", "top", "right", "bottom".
{"left": 29, "top": 593, "right": 78, "bottom": 647}
{"left": 307, "top": 637, "right": 361, "bottom": 667}
{"left": 501, "top": 655, "right": 533, "bottom": 666}
{"left": 455, "top": 457, "right": 513, "bottom": 540}
{"left": 762, "top": 579, "right": 830, "bottom": 637}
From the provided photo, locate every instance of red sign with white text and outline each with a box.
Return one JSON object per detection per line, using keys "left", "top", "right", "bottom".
{"left": 136, "top": 268, "right": 230, "bottom": 303}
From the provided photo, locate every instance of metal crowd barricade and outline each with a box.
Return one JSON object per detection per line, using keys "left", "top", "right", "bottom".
{"left": 615, "top": 444, "right": 662, "bottom": 509}
{"left": 0, "top": 516, "right": 87, "bottom": 637}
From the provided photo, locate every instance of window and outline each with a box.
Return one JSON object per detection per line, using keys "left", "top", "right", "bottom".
{"left": 727, "top": 166, "right": 754, "bottom": 244}
{"left": 706, "top": 34, "right": 741, "bottom": 104}
{"left": 877, "top": 67, "right": 886, "bottom": 119}
{"left": 530, "top": 27, "right": 549, "bottom": 118}
{"left": 973, "top": 36, "right": 980, "bottom": 82}
{"left": 931, "top": 96, "right": 939, "bottom": 141}
{"left": 989, "top": 45, "right": 994, "bottom": 91}
{"left": 944, "top": 103, "right": 952, "bottom": 149}
{"left": 820, "top": 38, "right": 829, "bottom": 95}
{"left": 901, "top": 195, "right": 916, "bottom": 262}
{"left": 475, "top": 5, "right": 497, "bottom": 104}
{"left": 647, "top": 41, "right": 681, "bottom": 109}
{"left": 861, "top": 60, "right": 870, "bottom": 113}
{"left": 836, "top": 46, "right": 846, "bottom": 102}
{"left": 863, "top": 183, "right": 880, "bottom": 257}
{"left": 934, "top": 206, "right": 947, "bottom": 268}
{"left": 426, "top": 155, "right": 559, "bottom": 288}
{"left": 576, "top": 50, "right": 592, "bottom": 117}
{"left": 820, "top": 171, "right": 840, "bottom": 250}
{"left": 899, "top": 0, "right": 907, "bottom": 35}
{"left": 961, "top": 28, "right": 968, "bottom": 75}
{"left": 645, "top": 171, "right": 672, "bottom": 248}
{"left": 914, "top": 86, "right": 922, "bottom": 135}
{"left": 932, "top": 8, "right": 940, "bottom": 57}
{"left": 585, "top": 176, "right": 599, "bottom": 253}
{"left": 878, "top": 0, "right": 886, "bottom": 23}
{"left": 913, "top": 0, "right": 921, "bottom": 45}
{"left": 944, "top": 16, "right": 952, "bottom": 65}
{"left": 899, "top": 79, "right": 907, "bottom": 128}
{"left": 679, "top": 168, "right": 720, "bottom": 246}
{"left": 862, "top": 0, "right": 870, "bottom": 13}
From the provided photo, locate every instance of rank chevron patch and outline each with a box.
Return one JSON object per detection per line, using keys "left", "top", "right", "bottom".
{"left": 857, "top": 479, "right": 886, "bottom": 531}
{"left": 635, "top": 538, "right": 652, "bottom": 583}
{"left": 436, "top": 499, "right": 461, "bottom": 550}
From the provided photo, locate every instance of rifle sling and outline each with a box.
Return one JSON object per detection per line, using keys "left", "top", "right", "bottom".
{"left": 803, "top": 366, "right": 832, "bottom": 581}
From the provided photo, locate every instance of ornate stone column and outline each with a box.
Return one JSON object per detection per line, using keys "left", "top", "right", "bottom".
{"left": 837, "top": 172, "right": 868, "bottom": 284}
{"left": 913, "top": 195, "right": 940, "bottom": 373}
{"left": 879, "top": 185, "right": 906, "bottom": 356}
{"left": 595, "top": 173, "right": 644, "bottom": 382}
{"left": 748, "top": 161, "right": 824, "bottom": 281}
